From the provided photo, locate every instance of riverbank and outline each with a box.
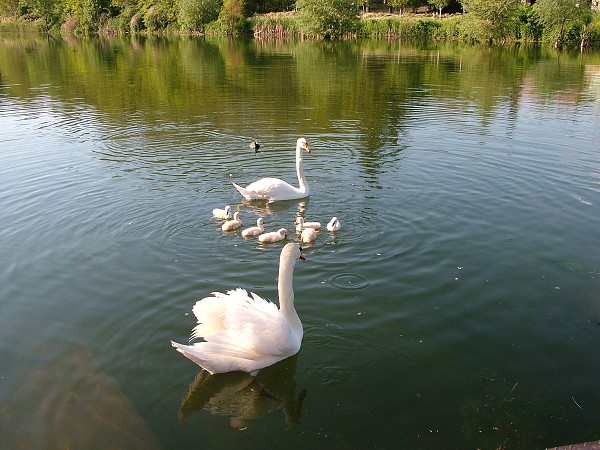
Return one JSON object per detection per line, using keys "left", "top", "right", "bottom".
{"left": 2, "top": 9, "right": 600, "bottom": 48}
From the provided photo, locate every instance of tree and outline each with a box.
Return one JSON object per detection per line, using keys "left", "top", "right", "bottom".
{"left": 178, "top": 0, "right": 220, "bottom": 31}
{"left": 28, "top": 0, "right": 61, "bottom": 29}
{"left": 462, "top": 0, "right": 520, "bottom": 43}
{"left": 428, "top": 0, "right": 450, "bottom": 16}
{"left": 295, "top": 0, "right": 359, "bottom": 38}
{"left": 387, "top": 0, "right": 412, "bottom": 15}
{"left": 0, "top": 0, "right": 20, "bottom": 17}
{"left": 219, "top": 0, "right": 243, "bottom": 33}
{"left": 63, "top": 0, "right": 112, "bottom": 34}
{"left": 533, "top": 0, "right": 591, "bottom": 48}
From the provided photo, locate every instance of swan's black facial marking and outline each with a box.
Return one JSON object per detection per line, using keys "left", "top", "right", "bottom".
{"left": 298, "top": 246, "right": 306, "bottom": 260}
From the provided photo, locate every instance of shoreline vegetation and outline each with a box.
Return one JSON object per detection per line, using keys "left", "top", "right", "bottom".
{"left": 1, "top": 0, "right": 600, "bottom": 48}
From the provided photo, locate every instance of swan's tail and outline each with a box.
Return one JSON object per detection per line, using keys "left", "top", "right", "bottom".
{"left": 171, "top": 341, "right": 218, "bottom": 374}
{"left": 232, "top": 182, "right": 256, "bottom": 200}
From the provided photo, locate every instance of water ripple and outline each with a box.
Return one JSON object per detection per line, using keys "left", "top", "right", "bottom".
{"left": 326, "top": 273, "right": 370, "bottom": 290}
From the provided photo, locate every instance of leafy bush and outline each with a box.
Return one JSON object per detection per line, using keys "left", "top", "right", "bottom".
{"left": 514, "top": 3, "right": 542, "bottom": 42}
{"left": 359, "top": 16, "right": 448, "bottom": 40}
{"left": 143, "top": 5, "right": 166, "bottom": 31}
{"left": 178, "top": 0, "right": 221, "bottom": 32}
{"left": 413, "top": 18, "right": 440, "bottom": 38}
{"left": 296, "top": 0, "right": 359, "bottom": 38}
{"left": 586, "top": 14, "right": 600, "bottom": 47}
{"left": 219, "top": 0, "right": 242, "bottom": 33}
{"left": 534, "top": 0, "right": 593, "bottom": 47}
{"left": 436, "top": 15, "right": 462, "bottom": 39}
{"left": 462, "top": 0, "right": 520, "bottom": 43}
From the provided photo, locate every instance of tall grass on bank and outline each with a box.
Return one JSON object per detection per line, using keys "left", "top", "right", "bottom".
{"left": 249, "top": 12, "right": 299, "bottom": 37}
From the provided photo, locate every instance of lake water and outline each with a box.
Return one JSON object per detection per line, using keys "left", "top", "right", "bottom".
{"left": 1, "top": 35, "right": 599, "bottom": 449}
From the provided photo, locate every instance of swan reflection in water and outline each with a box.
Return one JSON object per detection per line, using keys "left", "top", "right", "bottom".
{"left": 236, "top": 198, "right": 309, "bottom": 218}
{"left": 178, "top": 354, "right": 307, "bottom": 430}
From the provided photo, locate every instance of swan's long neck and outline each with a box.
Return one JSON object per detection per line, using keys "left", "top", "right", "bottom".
{"left": 278, "top": 252, "right": 302, "bottom": 335}
{"left": 295, "top": 146, "right": 309, "bottom": 195}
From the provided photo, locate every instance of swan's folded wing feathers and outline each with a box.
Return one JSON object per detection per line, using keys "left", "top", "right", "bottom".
{"left": 177, "top": 282, "right": 298, "bottom": 373}
{"left": 190, "top": 294, "right": 229, "bottom": 340}
{"left": 190, "top": 289, "right": 250, "bottom": 339}
{"left": 244, "top": 178, "right": 285, "bottom": 197}
{"left": 217, "top": 291, "right": 292, "bottom": 356}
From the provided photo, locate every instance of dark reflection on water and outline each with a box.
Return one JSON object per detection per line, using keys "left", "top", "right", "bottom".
{"left": 1, "top": 35, "right": 600, "bottom": 449}
{"left": 178, "top": 355, "right": 306, "bottom": 429}
{"left": 0, "top": 344, "right": 161, "bottom": 450}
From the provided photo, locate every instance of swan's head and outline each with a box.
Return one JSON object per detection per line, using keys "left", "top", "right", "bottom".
{"left": 282, "top": 242, "right": 305, "bottom": 261}
{"left": 224, "top": 205, "right": 231, "bottom": 215}
{"left": 233, "top": 211, "right": 241, "bottom": 220}
{"left": 297, "top": 138, "right": 310, "bottom": 153}
{"left": 257, "top": 217, "right": 264, "bottom": 227}
{"left": 296, "top": 217, "right": 304, "bottom": 225}
{"left": 278, "top": 228, "right": 288, "bottom": 237}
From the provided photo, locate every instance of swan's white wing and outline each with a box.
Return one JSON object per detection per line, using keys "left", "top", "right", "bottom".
{"left": 233, "top": 178, "right": 303, "bottom": 201}
{"left": 189, "top": 288, "right": 297, "bottom": 355}
{"left": 172, "top": 290, "right": 298, "bottom": 374}
{"left": 233, "top": 180, "right": 284, "bottom": 200}
{"left": 224, "top": 291, "right": 297, "bottom": 355}
{"left": 190, "top": 292, "right": 231, "bottom": 339}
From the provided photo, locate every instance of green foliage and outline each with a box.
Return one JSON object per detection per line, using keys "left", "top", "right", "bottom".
{"left": 462, "top": 0, "right": 520, "bottom": 42}
{"left": 428, "top": 0, "right": 449, "bottom": 16}
{"left": 202, "top": 13, "right": 248, "bottom": 33}
{"left": 533, "top": 0, "right": 590, "bottom": 47}
{"left": 61, "top": 0, "right": 113, "bottom": 34}
{"left": 28, "top": 0, "right": 63, "bottom": 29}
{"left": 240, "top": 0, "right": 294, "bottom": 16}
{"left": 178, "top": 0, "right": 220, "bottom": 31}
{"left": 0, "top": 0, "right": 598, "bottom": 47}
{"left": 534, "top": 0, "right": 588, "bottom": 28}
{"left": 514, "top": 3, "right": 542, "bottom": 42}
{"left": 140, "top": 0, "right": 176, "bottom": 31}
{"left": 296, "top": 0, "right": 359, "bottom": 38}
{"left": 113, "top": 4, "right": 138, "bottom": 32}
{"left": 0, "top": 0, "right": 20, "bottom": 16}
{"left": 436, "top": 14, "right": 463, "bottom": 39}
{"left": 586, "top": 14, "right": 600, "bottom": 47}
{"left": 143, "top": 6, "right": 165, "bottom": 31}
{"left": 250, "top": 12, "right": 298, "bottom": 35}
{"left": 358, "top": 15, "right": 442, "bottom": 39}
{"left": 219, "top": 0, "right": 242, "bottom": 33}
{"left": 387, "top": 0, "right": 412, "bottom": 14}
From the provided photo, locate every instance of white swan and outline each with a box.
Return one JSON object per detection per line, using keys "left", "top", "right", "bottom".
{"left": 300, "top": 227, "right": 317, "bottom": 243}
{"left": 326, "top": 217, "right": 341, "bottom": 232}
{"left": 258, "top": 228, "right": 287, "bottom": 244}
{"left": 171, "top": 243, "right": 305, "bottom": 374}
{"left": 241, "top": 217, "right": 265, "bottom": 237}
{"left": 222, "top": 212, "right": 242, "bottom": 231}
{"left": 212, "top": 205, "right": 231, "bottom": 220}
{"left": 233, "top": 138, "right": 311, "bottom": 201}
{"left": 295, "top": 217, "right": 321, "bottom": 232}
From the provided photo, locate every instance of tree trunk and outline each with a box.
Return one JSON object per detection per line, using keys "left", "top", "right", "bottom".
{"left": 556, "top": 19, "right": 566, "bottom": 49}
